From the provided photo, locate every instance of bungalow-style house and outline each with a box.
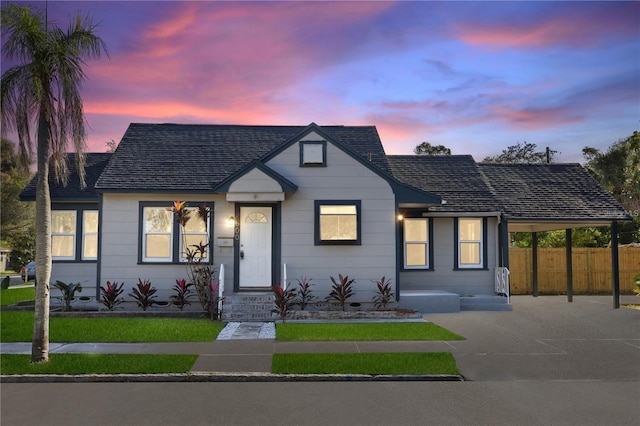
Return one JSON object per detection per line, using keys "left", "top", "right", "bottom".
{"left": 21, "top": 123, "right": 630, "bottom": 315}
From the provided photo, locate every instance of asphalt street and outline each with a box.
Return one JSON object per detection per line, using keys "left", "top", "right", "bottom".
{"left": 1, "top": 295, "right": 639, "bottom": 426}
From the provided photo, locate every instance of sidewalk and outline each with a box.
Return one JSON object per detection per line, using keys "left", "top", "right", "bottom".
{"left": 2, "top": 296, "right": 638, "bottom": 382}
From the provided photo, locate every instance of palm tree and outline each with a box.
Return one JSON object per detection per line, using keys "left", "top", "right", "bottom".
{"left": 1, "top": 3, "right": 107, "bottom": 362}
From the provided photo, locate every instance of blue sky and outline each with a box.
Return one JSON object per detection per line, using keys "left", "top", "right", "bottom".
{"left": 2, "top": 1, "right": 639, "bottom": 162}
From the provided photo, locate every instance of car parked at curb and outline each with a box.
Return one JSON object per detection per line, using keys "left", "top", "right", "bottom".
{"left": 20, "top": 261, "right": 36, "bottom": 281}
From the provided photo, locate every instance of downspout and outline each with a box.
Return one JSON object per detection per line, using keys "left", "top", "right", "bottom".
{"left": 611, "top": 220, "right": 620, "bottom": 309}
{"left": 95, "top": 193, "right": 103, "bottom": 302}
{"left": 501, "top": 216, "right": 510, "bottom": 270}
{"left": 395, "top": 207, "right": 402, "bottom": 302}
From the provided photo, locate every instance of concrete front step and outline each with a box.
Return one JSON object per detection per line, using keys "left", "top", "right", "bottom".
{"left": 460, "top": 295, "right": 512, "bottom": 312}
{"left": 222, "top": 293, "right": 276, "bottom": 322}
{"left": 399, "top": 290, "right": 460, "bottom": 313}
{"left": 399, "top": 290, "right": 512, "bottom": 313}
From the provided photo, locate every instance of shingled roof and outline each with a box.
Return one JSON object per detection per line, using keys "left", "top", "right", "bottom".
{"left": 478, "top": 163, "right": 630, "bottom": 221}
{"left": 20, "top": 153, "right": 112, "bottom": 202}
{"left": 387, "top": 155, "right": 502, "bottom": 212}
{"left": 94, "top": 123, "right": 391, "bottom": 192}
{"left": 388, "top": 154, "right": 629, "bottom": 225}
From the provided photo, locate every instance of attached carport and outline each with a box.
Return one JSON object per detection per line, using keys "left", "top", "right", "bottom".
{"left": 502, "top": 219, "right": 628, "bottom": 308}
{"left": 480, "top": 163, "right": 632, "bottom": 309}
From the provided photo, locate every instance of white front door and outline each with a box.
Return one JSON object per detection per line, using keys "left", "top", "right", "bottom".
{"left": 239, "top": 206, "right": 272, "bottom": 288}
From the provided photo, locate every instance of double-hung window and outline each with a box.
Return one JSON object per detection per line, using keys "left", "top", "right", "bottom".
{"left": 142, "top": 206, "right": 174, "bottom": 262}
{"left": 314, "top": 200, "right": 361, "bottom": 245}
{"left": 140, "top": 202, "right": 212, "bottom": 263}
{"left": 51, "top": 207, "right": 99, "bottom": 261}
{"left": 403, "top": 218, "right": 431, "bottom": 269}
{"left": 52, "top": 210, "right": 77, "bottom": 260}
{"left": 82, "top": 211, "right": 99, "bottom": 260}
{"left": 455, "top": 217, "right": 486, "bottom": 269}
{"left": 180, "top": 207, "right": 209, "bottom": 261}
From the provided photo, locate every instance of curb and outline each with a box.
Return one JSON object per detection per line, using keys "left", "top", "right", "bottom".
{"left": 1, "top": 372, "right": 465, "bottom": 383}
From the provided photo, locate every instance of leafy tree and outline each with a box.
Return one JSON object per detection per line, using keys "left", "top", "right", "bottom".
{"left": 1, "top": 3, "right": 107, "bottom": 363}
{"left": 483, "top": 141, "right": 557, "bottom": 164}
{"left": 0, "top": 138, "right": 35, "bottom": 269}
{"left": 582, "top": 132, "right": 640, "bottom": 244}
{"left": 510, "top": 227, "right": 610, "bottom": 249}
{"left": 583, "top": 132, "right": 639, "bottom": 212}
{"left": 105, "top": 139, "right": 118, "bottom": 153}
{"left": 414, "top": 141, "right": 451, "bottom": 155}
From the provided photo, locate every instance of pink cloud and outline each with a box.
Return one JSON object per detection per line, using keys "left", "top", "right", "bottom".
{"left": 455, "top": 3, "right": 639, "bottom": 49}
{"left": 490, "top": 105, "right": 583, "bottom": 130}
{"left": 86, "top": 1, "right": 394, "bottom": 110}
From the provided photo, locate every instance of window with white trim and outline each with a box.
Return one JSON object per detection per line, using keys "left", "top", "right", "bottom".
{"left": 140, "top": 202, "right": 212, "bottom": 263}
{"left": 180, "top": 206, "right": 210, "bottom": 262}
{"left": 404, "top": 218, "right": 430, "bottom": 269}
{"left": 142, "top": 206, "right": 173, "bottom": 261}
{"left": 82, "top": 211, "right": 99, "bottom": 260}
{"left": 52, "top": 210, "right": 77, "bottom": 260}
{"left": 457, "top": 218, "right": 483, "bottom": 268}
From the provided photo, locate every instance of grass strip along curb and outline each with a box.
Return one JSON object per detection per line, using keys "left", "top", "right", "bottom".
{"left": 0, "top": 354, "right": 198, "bottom": 375}
{"left": 272, "top": 352, "right": 460, "bottom": 375}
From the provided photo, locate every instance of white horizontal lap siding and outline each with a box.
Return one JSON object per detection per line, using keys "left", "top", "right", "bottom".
{"left": 99, "top": 194, "right": 229, "bottom": 300}
{"left": 228, "top": 169, "right": 282, "bottom": 192}
{"left": 267, "top": 140, "right": 396, "bottom": 302}
{"left": 50, "top": 263, "right": 96, "bottom": 291}
{"left": 399, "top": 217, "right": 499, "bottom": 295}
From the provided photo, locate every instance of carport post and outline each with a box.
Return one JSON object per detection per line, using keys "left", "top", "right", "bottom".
{"left": 611, "top": 220, "right": 620, "bottom": 309}
{"left": 565, "top": 229, "right": 573, "bottom": 302}
{"left": 531, "top": 232, "right": 539, "bottom": 297}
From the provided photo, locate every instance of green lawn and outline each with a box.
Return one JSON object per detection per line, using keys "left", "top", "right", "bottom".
{"left": 0, "top": 354, "right": 198, "bottom": 375}
{"left": 272, "top": 352, "right": 459, "bottom": 375}
{"left": 276, "top": 322, "right": 464, "bottom": 341}
{"left": 0, "top": 286, "right": 34, "bottom": 306}
{"left": 0, "top": 313, "right": 464, "bottom": 376}
{"left": 0, "top": 311, "right": 226, "bottom": 342}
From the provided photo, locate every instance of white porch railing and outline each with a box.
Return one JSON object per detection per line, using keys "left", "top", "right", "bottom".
{"left": 282, "top": 263, "right": 287, "bottom": 290}
{"left": 218, "top": 264, "right": 225, "bottom": 313}
{"left": 495, "top": 267, "right": 510, "bottom": 304}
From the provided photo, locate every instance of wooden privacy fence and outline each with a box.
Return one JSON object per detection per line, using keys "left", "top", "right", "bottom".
{"left": 509, "top": 247, "right": 640, "bottom": 295}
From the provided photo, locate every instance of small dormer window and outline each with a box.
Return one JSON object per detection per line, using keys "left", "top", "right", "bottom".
{"left": 300, "top": 141, "right": 327, "bottom": 167}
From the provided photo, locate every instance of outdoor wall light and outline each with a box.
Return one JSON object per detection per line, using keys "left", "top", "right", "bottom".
{"left": 227, "top": 216, "right": 236, "bottom": 227}
{"left": 397, "top": 214, "right": 404, "bottom": 221}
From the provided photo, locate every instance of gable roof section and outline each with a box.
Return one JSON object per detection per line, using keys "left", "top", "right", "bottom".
{"left": 214, "top": 160, "right": 298, "bottom": 193}
{"left": 20, "top": 153, "right": 112, "bottom": 202}
{"left": 388, "top": 155, "right": 501, "bottom": 212}
{"left": 95, "top": 123, "right": 393, "bottom": 192}
{"left": 260, "top": 122, "right": 393, "bottom": 174}
{"left": 478, "top": 163, "right": 630, "bottom": 222}
{"left": 261, "top": 124, "right": 441, "bottom": 206}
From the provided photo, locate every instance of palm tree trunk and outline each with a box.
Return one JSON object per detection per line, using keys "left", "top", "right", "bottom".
{"left": 31, "top": 102, "right": 52, "bottom": 363}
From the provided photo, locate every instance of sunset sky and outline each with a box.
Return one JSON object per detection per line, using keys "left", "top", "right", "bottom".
{"left": 2, "top": 1, "right": 638, "bottom": 162}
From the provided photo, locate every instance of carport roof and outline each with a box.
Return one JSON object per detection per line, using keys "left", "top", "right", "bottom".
{"left": 479, "top": 163, "right": 630, "bottom": 230}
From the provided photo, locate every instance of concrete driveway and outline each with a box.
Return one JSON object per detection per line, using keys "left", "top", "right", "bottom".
{"left": 425, "top": 295, "right": 640, "bottom": 382}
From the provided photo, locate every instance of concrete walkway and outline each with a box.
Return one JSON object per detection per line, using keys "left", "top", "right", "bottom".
{"left": 1, "top": 296, "right": 638, "bottom": 382}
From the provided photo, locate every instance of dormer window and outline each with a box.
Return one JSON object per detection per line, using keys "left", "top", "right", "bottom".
{"left": 300, "top": 141, "right": 327, "bottom": 167}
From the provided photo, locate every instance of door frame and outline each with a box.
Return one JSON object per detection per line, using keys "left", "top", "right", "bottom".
{"left": 233, "top": 202, "right": 281, "bottom": 292}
